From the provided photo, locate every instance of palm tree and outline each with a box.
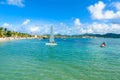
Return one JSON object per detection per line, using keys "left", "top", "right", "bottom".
{"left": 0, "top": 27, "right": 4, "bottom": 37}
{"left": 3, "top": 28, "right": 7, "bottom": 36}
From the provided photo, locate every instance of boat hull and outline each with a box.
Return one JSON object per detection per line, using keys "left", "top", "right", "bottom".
{"left": 46, "top": 43, "right": 57, "bottom": 46}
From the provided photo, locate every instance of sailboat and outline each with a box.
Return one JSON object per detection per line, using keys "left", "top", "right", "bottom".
{"left": 46, "top": 26, "right": 57, "bottom": 45}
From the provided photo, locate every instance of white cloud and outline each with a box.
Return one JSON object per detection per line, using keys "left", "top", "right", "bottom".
{"left": 8, "top": 0, "right": 24, "bottom": 7}
{"left": 2, "top": 23, "right": 12, "bottom": 28}
{"left": 112, "top": 2, "right": 120, "bottom": 11}
{"left": 74, "top": 18, "right": 82, "bottom": 26}
{"left": 29, "top": 26, "right": 40, "bottom": 32}
{"left": 1, "top": 0, "right": 25, "bottom": 7}
{"left": 88, "top": 1, "right": 120, "bottom": 20}
{"left": 109, "top": 24, "right": 120, "bottom": 33}
{"left": 1, "top": 23, "right": 17, "bottom": 31}
{"left": 22, "top": 19, "right": 30, "bottom": 25}
{"left": 65, "top": 18, "right": 82, "bottom": 34}
{"left": 36, "top": 20, "right": 120, "bottom": 35}
{"left": 1, "top": 18, "right": 120, "bottom": 35}
{"left": 83, "top": 22, "right": 120, "bottom": 34}
{"left": 58, "top": 21, "right": 120, "bottom": 34}
{"left": 86, "top": 22, "right": 109, "bottom": 34}
{"left": 88, "top": 1, "right": 105, "bottom": 20}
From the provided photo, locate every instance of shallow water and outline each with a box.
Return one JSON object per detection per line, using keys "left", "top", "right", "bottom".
{"left": 0, "top": 38, "right": 120, "bottom": 80}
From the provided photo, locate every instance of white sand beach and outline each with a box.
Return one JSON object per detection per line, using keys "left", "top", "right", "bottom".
{"left": 0, "top": 37, "right": 33, "bottom": 42}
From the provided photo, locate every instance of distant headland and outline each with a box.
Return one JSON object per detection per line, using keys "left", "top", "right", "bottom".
{"left": 40, "top": 33, "right": 120, "bottom": 39}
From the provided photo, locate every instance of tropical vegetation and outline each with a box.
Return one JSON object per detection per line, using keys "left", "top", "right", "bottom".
{"left": 0, "top": 27, "right": 32, "bottom": 38}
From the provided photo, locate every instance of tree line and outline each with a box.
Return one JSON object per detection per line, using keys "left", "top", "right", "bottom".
{"left": 0, "top": 27, "right": 32, "bottom": 38}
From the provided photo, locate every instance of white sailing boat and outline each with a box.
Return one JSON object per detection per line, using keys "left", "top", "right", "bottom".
{"left": 46, "top": 26, "right": 57, "bottom": 45}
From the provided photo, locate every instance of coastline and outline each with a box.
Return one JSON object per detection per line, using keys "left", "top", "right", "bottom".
{"left": 0, "top": 37, "right": 34, "bottom": 42}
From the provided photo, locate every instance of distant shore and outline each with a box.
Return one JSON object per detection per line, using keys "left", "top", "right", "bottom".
{"left": 0, "top": 37, "right": 34, "bottom": 42}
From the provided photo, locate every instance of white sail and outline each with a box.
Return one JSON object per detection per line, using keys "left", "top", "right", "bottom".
{"left": 49, "top": 26, "right": 54, "bottom": 43}
{"left": 46, "top": 26, "right": 57, "bottom": 45}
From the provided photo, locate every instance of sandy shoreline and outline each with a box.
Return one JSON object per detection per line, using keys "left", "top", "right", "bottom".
{"left": 0, "top": 37, "right": 33, "bottom": 42}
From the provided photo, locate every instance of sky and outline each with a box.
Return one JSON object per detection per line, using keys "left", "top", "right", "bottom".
{"left": 0, "top": 0, "right": 120, "bottom": 35}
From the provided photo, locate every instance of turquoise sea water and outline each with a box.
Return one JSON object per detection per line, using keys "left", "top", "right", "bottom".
{"left": 0, "top": 38, "right": 120, "bottom": 80}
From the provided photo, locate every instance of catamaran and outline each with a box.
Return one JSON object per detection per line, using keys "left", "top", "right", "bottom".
{"left": 46, "top": 26, "right": 57, "bottom": 45}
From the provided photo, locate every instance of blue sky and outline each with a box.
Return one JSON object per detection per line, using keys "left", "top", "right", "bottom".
{"left": 0, "top": 0, "right": 120, "bottom": 35}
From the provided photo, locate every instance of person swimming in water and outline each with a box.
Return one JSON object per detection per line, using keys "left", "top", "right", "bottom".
{"left": 100, "top": 42, "right": 106, "bottom": 47}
